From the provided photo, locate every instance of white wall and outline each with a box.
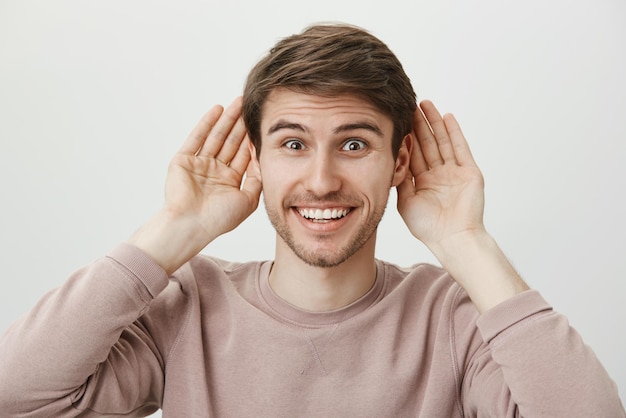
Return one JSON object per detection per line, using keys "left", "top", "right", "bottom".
{"left": 1, "top": 0, "right": 624, "bottom": 413}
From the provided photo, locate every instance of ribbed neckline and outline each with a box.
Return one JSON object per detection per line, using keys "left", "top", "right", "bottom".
{"left": 256, "top": 259, "right": 387, "bottom": 328}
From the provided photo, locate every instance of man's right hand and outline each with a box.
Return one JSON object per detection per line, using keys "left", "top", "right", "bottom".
{"left": 128, "top": 97, "right": 262, "bottom": 274}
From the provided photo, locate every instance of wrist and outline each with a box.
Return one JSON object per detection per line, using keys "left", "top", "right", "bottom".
{"left": 127, "top": 209, "right": 212, "bottom": 275}
{"left": 426, "top": 228, "right": 491, "bottom": 263}
{"left": 428, "top": 229, "right": 529, "bottom": 313}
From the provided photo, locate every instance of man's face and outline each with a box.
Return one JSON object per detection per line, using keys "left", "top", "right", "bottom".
{"left": 254, "top": 89, "right": 408, "bottom": 268}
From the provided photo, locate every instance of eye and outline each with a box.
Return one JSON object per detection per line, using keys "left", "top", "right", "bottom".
{"left": 342, "top": 139, "right": 367, "bottom": 151}
{"left": 284, "top": 139, "right": 305, "bottom": 150}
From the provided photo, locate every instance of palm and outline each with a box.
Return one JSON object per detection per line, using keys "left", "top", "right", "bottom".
{"left": 165, "top": 154, "right": 257, "bottom": 236}
{"left": 400, "top": 161, "right": 484, "bottom": 246}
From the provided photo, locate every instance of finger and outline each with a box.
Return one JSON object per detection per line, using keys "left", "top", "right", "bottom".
{"left": 409, "top": 131, "right": 428, "bottom": 175}
{"left": 395, "top": 177, "right": 415, "bottom": 213}
{"left": 414, "top": 103, "right": 444, "bottom": 167}
{"left": 214, "top": 116, "right": 248, "bottom": 165}
{"left": 241, "top": 163, "right": 263, "bottom": 206}
{"left": 178, "top": 105, "right": 224, "bottom": 155}
{"left": 420, "top": 100, "right": 456, "bottom": 164}
{"left": 198, "top": 96, "right": 243, "bottom": 158}
{"left": 443, "top": 113, "right": 477, "bottom": 167}
{"left": 229, "top": 135, "right": 253, "bottom": 177}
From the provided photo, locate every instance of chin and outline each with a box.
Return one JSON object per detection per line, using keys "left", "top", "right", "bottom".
{"left": 290, "top": 241, "right": 363, "bottom": 268}
{"left": 298, "top": 253, "right": 349, "bottom": 269}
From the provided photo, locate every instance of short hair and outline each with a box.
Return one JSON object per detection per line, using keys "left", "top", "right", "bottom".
{"left": 242, "top": 23, "right": 417, "bottom": 159}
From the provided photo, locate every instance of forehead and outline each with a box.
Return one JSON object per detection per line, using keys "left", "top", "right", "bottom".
{"left": 261, "top": 89, "right": 392, "bottom": 133}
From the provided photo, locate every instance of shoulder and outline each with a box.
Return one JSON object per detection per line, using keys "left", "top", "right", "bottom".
{"left": 377, "top": 259, "right": 479, "bottom": 325}
{"left": 185, "top": 254, "right": 266, "bottom": 288}
{"left": 145, "top": 255, "right": 264, "bottom": 317}
{"left": 379, "top": 260, "right": 458, "bottom": 296}
{"left": 141, "top": 255, "right": 267, "bottom": 352}
{"left": 171, "top": 254, "right": 269, "bottom": 310}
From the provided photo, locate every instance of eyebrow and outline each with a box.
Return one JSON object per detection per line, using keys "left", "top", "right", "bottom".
{"left": 267, "top": 121, "right": 307, "bottom": 135}
{"left": 334, "top": 122, "right": 384, "bottom": 137}
{"left": 267, "top": 121, "right": 384, "bottom": 137}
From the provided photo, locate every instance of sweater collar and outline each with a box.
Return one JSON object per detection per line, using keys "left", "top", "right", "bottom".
{"left": 257, "top": 259, "right": 387, "bottom": 327}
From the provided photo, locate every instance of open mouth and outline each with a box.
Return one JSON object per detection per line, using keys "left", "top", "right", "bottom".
{"left": 297, "top": 208, "right": 351, "bottom": 223}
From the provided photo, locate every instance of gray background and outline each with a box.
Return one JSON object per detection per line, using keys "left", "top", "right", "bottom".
{"left": 1, "top": 0, "right": 624, "bottom": 414}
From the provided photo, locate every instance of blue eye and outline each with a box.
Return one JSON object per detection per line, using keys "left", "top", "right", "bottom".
{"left": 284, "top": 139, "right": 304, "bottom": 150}
{"left": 342, "top": 139, "right": 366, "bottom": 151}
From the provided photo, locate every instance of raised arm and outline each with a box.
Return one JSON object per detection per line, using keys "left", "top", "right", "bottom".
{"left": 0, "top": 99, "right": 262, "bottom": 415}
{"left": 397, "top": 100, "right": 527, "bottom": 313}
{"left": 129, "top": 97, "right": 262, "bottom": 274}
{"left": 397, "top": 100, "right": 625, "bottom": 416}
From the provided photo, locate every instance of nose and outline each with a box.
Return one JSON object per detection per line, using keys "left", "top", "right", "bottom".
{"left": 302, "top": 151, "right": 342, "bottom": 196}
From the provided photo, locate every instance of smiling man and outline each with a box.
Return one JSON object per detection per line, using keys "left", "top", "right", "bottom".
{"left": 0, "top": 24, "right": 624, "bottom": 417}
{"left": 258, "top": 91, "right": 406, "bottom": 311}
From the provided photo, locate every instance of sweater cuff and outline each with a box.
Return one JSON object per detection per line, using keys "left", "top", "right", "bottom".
{"left": 106, "top": 242, "right": 170, "bottom": 298}
{"left": 476, "top": 289, "right": 552, "bottom": 343}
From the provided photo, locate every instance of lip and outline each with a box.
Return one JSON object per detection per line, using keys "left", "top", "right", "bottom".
{"left": 298, "top": 207, "right": 350, "bottom": 220}
{"left": 290, "top": 206, "right": 354, "bottom": 233}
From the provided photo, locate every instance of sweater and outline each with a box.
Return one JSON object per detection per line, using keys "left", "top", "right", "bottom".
{"left": 0, "top": 243, "right": 624, "bottom": 417}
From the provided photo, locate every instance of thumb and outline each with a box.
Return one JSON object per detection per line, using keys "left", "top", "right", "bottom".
{"left": 396, "top": 177, "right": 415, "bottom": 210}
{"left": 241, "top": 164, "right": 262, "bottom": 209}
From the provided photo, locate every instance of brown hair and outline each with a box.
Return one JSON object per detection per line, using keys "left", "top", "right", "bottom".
{"left": 242, "top": 23, "right": 417, "bottom": 159}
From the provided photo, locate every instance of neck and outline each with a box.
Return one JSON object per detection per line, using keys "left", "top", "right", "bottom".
{"left": 269, "top": 239, "right": 377, "bottom": 312}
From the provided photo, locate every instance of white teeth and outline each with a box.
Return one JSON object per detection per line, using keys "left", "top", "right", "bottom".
{"left": 299, "top": 208, "right": 350, "bottom": 220}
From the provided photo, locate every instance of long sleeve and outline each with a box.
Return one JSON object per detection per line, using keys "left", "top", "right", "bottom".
{"left": 0, "top": 243, "right": 170, "bottom": 417}
{"left": 462, "top": 290, "right": 625, "bottom": 417}
{"left": 2, "top": 253, "right": 624, "bottom": 417}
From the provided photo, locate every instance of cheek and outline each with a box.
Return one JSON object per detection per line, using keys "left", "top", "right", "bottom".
{"left": 354, "top": 159, "right": 395, "bottom": 186}
{"left": 258, "top": 163, "right": 294, "bottom": 200}
{"left": 259, "top": 154, "right": 305, "bottom": 184}
{"left": 343, "top": 169, "right": 392, "bottom": 209}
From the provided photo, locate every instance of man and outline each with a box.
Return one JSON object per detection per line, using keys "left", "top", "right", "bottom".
{"left": 0, "top": 24, "right": 623, "bottom": 417}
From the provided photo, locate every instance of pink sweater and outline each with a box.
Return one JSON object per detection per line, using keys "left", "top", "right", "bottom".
{"left": 0, "top": 243, "right": 623, "bottom": 417}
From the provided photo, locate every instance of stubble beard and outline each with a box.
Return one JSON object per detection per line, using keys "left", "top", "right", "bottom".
{"left": 264, "top": 193, "right": 388, "bottom": 268}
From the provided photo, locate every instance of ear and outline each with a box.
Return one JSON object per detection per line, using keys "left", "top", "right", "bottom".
{"left": 248, "top": 139, "right": 262, "bottom": 180}
{"left": 391, "top": 134, "right": 412, "bottom": 187}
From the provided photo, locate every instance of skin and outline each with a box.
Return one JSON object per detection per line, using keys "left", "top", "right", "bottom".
{"left": 128, "top": 91, "right": 528, "bottom": 314}
{"left": 252, "top": 90, "right": 411, "bottom": 310}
